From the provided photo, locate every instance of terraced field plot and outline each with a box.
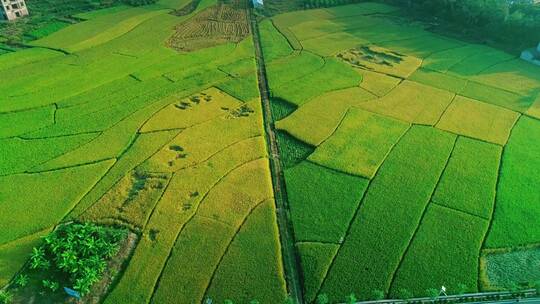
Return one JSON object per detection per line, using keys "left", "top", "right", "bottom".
{"left": 1, "top": 0, "right": 540, "bottom": 303}
{"left": 0, "top": 1, "right": 286, "bottom": 303}
{"left": 262, "top": 2, "right": 540, "bottom": 302}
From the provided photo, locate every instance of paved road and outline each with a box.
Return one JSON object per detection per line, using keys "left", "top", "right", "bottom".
{"left": 248, "top": 8, "right": 305, "bottom": 304}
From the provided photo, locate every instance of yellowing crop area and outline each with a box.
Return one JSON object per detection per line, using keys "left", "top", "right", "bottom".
{"left": 0, "top": 0, "right": 286, "bottom": 302}
{"left": 262, "top": 1, "right": 540, "bottom": 302}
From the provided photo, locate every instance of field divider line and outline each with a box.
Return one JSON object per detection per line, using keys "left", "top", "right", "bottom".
{"left": 25, "top": 156, "right": 117, "bottom": 175}
{"left": 202, "top": 198, "right": 269, "bottom": 300}
{"left": 386, "top": 135, "right": 458, "bottom": 294}
{"left": 20, "top": 157, "right": 118, "bottom": 249}
{"left": 314, "top": 179, "right": 373, "bottom": 299}
{"left": 18, "top": 130, "right": 103, "bottom": 141}
{"left": 524, "top": 112, "right": 540, "bottom": 122}
{"left": 250, "top": 9, "right": 305, "bottom": 304}
{"left": 304, "top": 159, "right": 367, "bottom": 180}
{"left": 62, "top": 95, "right": 192, "bottom": 218}
{"left": 476, "top": 112, "right": 521, "bottom": 289}
{"left": 430, "top": 200, "right": 490, "bottom": 222}
{"left": 271, "top": 52, "right": 328, "bottom": 95}
{"left": 171, "top": 135, "right": 264, "bottom": 173}
{"left": 67, "top": 128, "right": 184, "bottom": 219}
{"left": 433, "top": 93, "right": 457, "bottom": 126}
{"left": 314, "top": 123, "right": 412, "bottom": 299}
{"left": 296, "top": 240, "right": 341, "bottom": 246}
{"left": 314, "top": 107, "right": 351, "bottom": 147}
{"left": 270, "top": 19, "right": 303, "bottom": 51}
{"left": 147, "top": 157, "right": 267, "bottom": 303}
{"left": 142, "top": 172, "right": 175, "bottom": 229}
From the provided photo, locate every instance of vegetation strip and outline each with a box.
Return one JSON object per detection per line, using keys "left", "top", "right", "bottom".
{"left": 249, "top": 8, "right": 304, "bottom": 303}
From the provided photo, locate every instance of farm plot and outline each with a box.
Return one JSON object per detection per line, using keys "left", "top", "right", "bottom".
{"left": 481, "top": 246, "right": 540, "bottom": 290}
{"left": 308, "top": 108, "right": 409, "bottom": 178}
{"left": 486, "top": 116, "right": 540, "bottom": 249}
{"left": 3, "top": 0, "right": 540, "bottom": 302}
{"left": 262, "top": 3, "right": 540, "bottom": 299}
{"left": 0, "top": 0, "right": 287, "bottom": 302}
{"left": 275, "top": 87, "right": 376, "bottom": 146}
{"left": 318, "top": 126, "right": 456, "bottom": 301}
{"left": 436, "top": 96, "right": 520, "bottom": 145}
{"left": 432, "top": 137, "right": 501, "bottom": 219}
{"left": 389, "top": 203, "right": 490, "bottom": 297}
{"left": 167, "top": 0, "right": 250, "bottom": 52}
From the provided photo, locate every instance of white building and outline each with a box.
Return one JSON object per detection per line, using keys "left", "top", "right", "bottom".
{"left": 1, "top": 0, "right": 28, "bottom": 21}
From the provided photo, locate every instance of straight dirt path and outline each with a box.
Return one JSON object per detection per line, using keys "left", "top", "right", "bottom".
{"left": 248, "top": 8, "right": 305, "bottom": 304}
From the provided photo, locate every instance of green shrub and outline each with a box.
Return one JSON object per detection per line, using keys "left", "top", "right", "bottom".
{"left": 42, "top": 279, "right": 60, "bottom": 292}
{"left": 15, "top": 274, "right": 29, "bottom": 288}
{"left": 0, "top": 291, "right": 12, "bottom": 304}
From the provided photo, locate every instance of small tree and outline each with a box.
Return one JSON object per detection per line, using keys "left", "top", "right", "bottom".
{"left": 372, "top": 289, "right": 384, "bottom": 300}
{"left": 42, "top": 280, "right": 59, "bottom": 292}
{"left": 426, "top": 288, "right": 439, "bottom": 300}
{"left": 249, "top": 300, "right": 260, "bottom": 304}
{"left": 224, "top": 300, "right": 234, "bottom": 304}
{"left": 316, "top": 294, "right": 329, "bottom": 304}
{"left": 15, "top": 274, "right": 29, "bottom": 288}
{"left": 0, "top": 291, "right": 12, "bottom": 304}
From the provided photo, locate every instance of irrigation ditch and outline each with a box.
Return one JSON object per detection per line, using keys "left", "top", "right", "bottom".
{"left": 248, "top": 6, "right": 305, "bottom": 304}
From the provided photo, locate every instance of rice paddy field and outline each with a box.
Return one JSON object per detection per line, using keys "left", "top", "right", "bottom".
{"left": 0, "top": 0, "right": 539, "bottom": 303}
{"left": 262, "top": 2, "right": 540, "bottom": 302}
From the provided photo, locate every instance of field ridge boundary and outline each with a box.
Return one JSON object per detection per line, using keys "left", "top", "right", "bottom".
{"left": 387, "top": 135, "right": 458, "bottom": 293}
{"left": 147, "top": 157, "right": 267, "bottom": 303}
{"left": 314, "top": 122, "right": 413, "bottom": 299}
{"left": 202, "top": 198, "right": 270, "bottom": 300}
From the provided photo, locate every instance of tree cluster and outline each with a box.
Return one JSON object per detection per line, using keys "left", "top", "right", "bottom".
{"left": 301, "top": 0, "right": 540, "bottom": 52}
{"left": 392, "top": 0, "right": 540, "bottom": 51}
{"left": 28, "top": 223, "right": 127, "bottom": 296}
{"left": 123, "top": 0, "right": 158, "bottom": 6}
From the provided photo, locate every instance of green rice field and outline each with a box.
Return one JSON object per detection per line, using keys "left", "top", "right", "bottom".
{"left": 263, "top": 1, "right": 540, "bottom": 302}
{"left": 0, "top": 0, "right": 539, "bottom": 303}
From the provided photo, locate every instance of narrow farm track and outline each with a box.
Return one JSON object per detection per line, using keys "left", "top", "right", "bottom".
{"left": 249, "top": 8, "right": 305, "bottom": 304}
